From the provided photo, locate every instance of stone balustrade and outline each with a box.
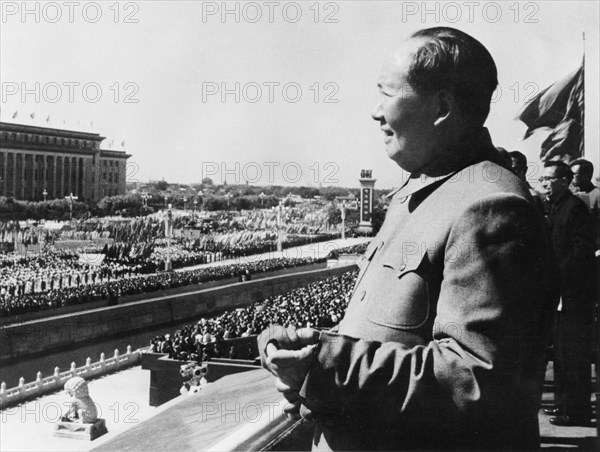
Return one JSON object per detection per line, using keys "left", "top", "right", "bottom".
{"left": 0, "top": 345, "right": 148, "bottom": 409}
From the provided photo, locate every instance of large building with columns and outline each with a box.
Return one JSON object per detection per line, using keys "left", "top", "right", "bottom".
{"left": 0, "top": 122, "right": 131, "bottom": 202}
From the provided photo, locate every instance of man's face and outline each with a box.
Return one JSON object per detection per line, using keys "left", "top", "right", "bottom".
{"left": 371, "top": 39, "right": 439, "bottom": 173}
{"left": 541, "top": 166, "right": 569, "bottom": 201}
{"left": 570, "top": 164, "right": 588, "bottom": 190}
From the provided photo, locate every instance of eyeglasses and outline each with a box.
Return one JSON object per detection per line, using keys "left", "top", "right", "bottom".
{"left": 538, "top": 176, "right": 564, "bottom": 183}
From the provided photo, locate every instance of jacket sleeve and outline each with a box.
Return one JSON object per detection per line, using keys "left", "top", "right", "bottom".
{"left": 300, "top": 194, "right": 552, "bottom": 428}
{"left": 568, "top": 200, "right": 595, "bottom": 261}
{"left": 562, "top": 199, "right": 595, "bottom": 301}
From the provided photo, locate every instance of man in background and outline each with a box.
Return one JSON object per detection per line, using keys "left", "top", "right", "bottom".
{"left": 541, "top": 161, "right": 595, "bottom": 426}
{"left": 509, "top": 150, "right": 544, "bottom": 213}
{"left": 569, "top": 158, "right": 600, "bottom": 252}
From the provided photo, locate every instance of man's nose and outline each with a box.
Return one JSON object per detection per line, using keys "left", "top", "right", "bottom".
{"left": 371, "top": 101, "right": 383, "bottom": 121}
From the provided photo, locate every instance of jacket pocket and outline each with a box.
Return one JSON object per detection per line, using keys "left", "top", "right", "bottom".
{"left": 366, "top": 251, "right": 430, "bottom": 330}
{"left": 351, "top": 241, "right": 382, "bottom": 297}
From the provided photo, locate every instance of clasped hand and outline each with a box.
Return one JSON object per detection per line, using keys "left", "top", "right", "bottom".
{"left": 257, "top": 326, "right": 320, "bottom": 418}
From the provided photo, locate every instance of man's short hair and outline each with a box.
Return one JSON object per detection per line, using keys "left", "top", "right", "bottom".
{"left": 544, "top": 160, "right": 573, "bottom": 183}
{"left": 408, "top": 27, "right": 498, "bottom": 126}
{"left": 569, "top": 158, "right": 594, "bottom": 179}
{"left": 509, "top": 151, "right": 527, "bottom": 169}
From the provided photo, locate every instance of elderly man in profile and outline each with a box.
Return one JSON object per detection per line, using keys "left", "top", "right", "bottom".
{"left": 259, "top": 27, "right": 556, "bottom": 450}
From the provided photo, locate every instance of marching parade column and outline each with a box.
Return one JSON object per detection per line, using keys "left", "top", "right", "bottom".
{"left": 357, "top": 169, "right": 376, "bottom": 235}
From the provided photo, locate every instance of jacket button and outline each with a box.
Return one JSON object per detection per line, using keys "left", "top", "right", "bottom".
{"left": 359, "top": 290, "right": 366, "bottom": 301}
{"left": 399, "top": 263, "right": 406, "bottom": 271}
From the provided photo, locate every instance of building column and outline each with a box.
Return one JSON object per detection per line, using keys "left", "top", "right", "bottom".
{"left": 59, "top": 156, "right": 65, "bottom": 198}
{"left": 12, "top": 153, "right": 17, "bottom": 197}
{"left": 31, "top": 154, "right": 37, "bottom": 201}
{"left": 48, "top": 155, "right": 56, "bottom": 198}
{"left": 53, "top": 155, "right": 62, "bottom": 198}
{"left": 49, "top": 155, "right": 53, "bottom": 198}
{"left": 71, "top": 157, "right": 79, "bottom": 196}
{"left": 42, "top": 154, "right": 47, "bottom": 197}
{"left": 25, "top": 154, "right": 31, "bottom": 200}
{"left": 78, "top": 158, "right": 84, "bottom": 200}
{"left": 54, "top": 156, "right": 60, "bottom": 198}
{"left": 59, "top": 156, "right": 64, "bottom": 197}
{"left": 64, "top": 157, "right": 70, "bottom": 195}
{"left": 72, "top": 157, "right": 77, "bottom": 198}
{"left": 0, "top": 152, "right": 5, "bottom": 197}
{"left": 20, "top": 154, "right": 26, "bottom": 199}
{"left": 31, "top": 154, "right": 36, "bottom": 200}
{"left": 73, "top": 157, "right": 79, "bottom": 199}
{"left": 92, "top": 152, "right": 100, "bottom": 201}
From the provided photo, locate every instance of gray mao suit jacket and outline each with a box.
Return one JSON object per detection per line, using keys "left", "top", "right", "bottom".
{"left": 300, "top": 129, "right": 557, "bottom": 450}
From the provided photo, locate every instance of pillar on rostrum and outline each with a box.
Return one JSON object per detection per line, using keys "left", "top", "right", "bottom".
{"left": 357, "top": 169, "right": 376, "bottom": 235}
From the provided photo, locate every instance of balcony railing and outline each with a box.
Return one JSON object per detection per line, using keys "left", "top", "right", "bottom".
{"left": 0, "top": 345, "right": 147, "bottom": 409}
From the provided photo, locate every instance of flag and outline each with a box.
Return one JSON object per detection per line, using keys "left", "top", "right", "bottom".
{"left": 46, "top": 115, "right": 51, "bottom": 123}
{"left": 121, "top": 140, "right": 125, "bottom": 147}
{"left": 518, "top": 65, "right": 583, "bottom": 138}
{"left": 30, "top": 112, "right": 35, "bottom": 119}
{"left": 517, "top": 63, "right": 584, "bottom": 161}
{"left": 540, "top": 119, "right": 582, "bottom": 162}
{"left": 12, "top": 111, "right": 18, "bottom": 119}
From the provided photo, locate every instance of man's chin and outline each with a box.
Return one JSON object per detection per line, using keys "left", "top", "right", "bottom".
{"left": 387, "top": 153, "right": 416, "bottom": 173}
{"left": 386, "top": 153, "right": 406, "bottom": 170}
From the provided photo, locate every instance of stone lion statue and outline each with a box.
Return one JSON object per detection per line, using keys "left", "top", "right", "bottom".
{"left": 61, "top": 377, "right": 98, "bottom": 423}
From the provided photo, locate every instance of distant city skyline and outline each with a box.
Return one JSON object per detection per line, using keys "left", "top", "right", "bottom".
{"left": 1, "top": 1, "right": 598, "bottom": 189}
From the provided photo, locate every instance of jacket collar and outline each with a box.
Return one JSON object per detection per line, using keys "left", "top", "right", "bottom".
{"left": 389, "top": 128, "right": 501, "bottom": 200}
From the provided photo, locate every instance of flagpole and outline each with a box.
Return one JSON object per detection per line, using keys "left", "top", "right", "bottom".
{"left": 581, "top": 31, "right": 585, "bottom": 157}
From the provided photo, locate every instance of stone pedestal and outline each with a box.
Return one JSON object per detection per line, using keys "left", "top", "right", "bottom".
{"left": 53, "top": 418, "right": 108, "bottom": 441}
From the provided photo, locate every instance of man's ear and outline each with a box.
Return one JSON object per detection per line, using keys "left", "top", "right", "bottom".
{"left": 433, "top": 90, "right": 454, "bottom": 126}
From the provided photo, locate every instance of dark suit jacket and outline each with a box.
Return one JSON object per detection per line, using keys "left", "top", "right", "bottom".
{"left": 545, "top": 191, "right": 595, "bottom": 307}
{"left": 300, "top": 129, "right": 557, "bottom": 450}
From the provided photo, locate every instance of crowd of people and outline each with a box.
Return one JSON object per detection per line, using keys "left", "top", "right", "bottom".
{"left": 148, "top": 269, "right": 358, "bottom": 361}
{"left": 0, "top": 248, "right": 140, "bottom": 297}
{"left": 0, "top": 202, "right": 347, "bottom": 317}
{"left": 147, "top": 231, "right": 340, "bottom": 271}
{"left": 0, "top": 256, "right": 322, "bottom": 317}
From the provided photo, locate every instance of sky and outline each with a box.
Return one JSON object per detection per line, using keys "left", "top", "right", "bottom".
{"left": 1, "top": 1, "right": 598, "bottom": 190}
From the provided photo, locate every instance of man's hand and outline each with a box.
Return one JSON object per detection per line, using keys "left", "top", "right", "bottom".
{"left": 268, "top": 343, "right": 318, "bottom": 420}
{"left": 257, "top": 326, "right": 320, "bottom": 373}
{"left": 267, "top": 343, "right": 317, "bottom": 389}
{"left": 256, "top": 327, "right": 320, "bottom": 419}
{"left": 257, "top": 325, "right": 320, "bottom": 354}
